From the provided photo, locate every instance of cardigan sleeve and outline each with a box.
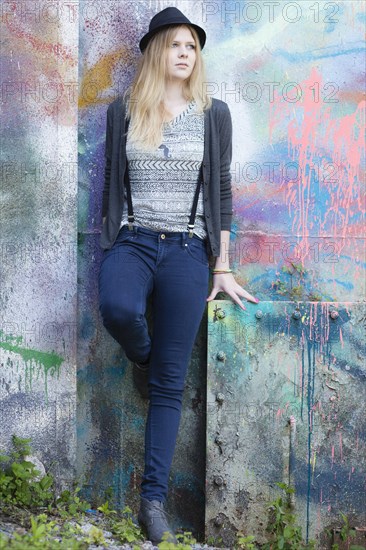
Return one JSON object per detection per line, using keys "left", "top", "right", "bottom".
{"left": 218, "top": 102, "right": 233, "bottom": 231}
{"left": 102, "top": 102, "right": 114, "bottom": 218}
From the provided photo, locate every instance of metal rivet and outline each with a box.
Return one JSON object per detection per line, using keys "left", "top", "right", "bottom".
{"left": 213, "top": 476, "right": 224, "bottom": 486}
{"left": 292, "top": 309, "right": 301, "bottom": 320}
{"left": 214, "top": 515, "right": 224, "bottom": 527}
{"left": 160, "top": 234, "right": 166, "bottom": 239}
{"left": 255, "top": 310, "right": 263, "bottom": 319}
{"left": 330, "top": 310, "right": 339, "bottom": 319}
{"left": 215, "top": 435, "right": 223, "bottom": 446}
{"left": 216, "top": 351, "right": 226, "bottom": 361}
{"left": 216, "top": 393, "right": 225, "bottom": 404}
{"left": 216, "top": 310, "right": 226, "bottom": 319}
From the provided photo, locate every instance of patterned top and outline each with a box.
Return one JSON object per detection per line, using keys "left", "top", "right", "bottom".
{"left": 120, "top": 100, "right": 207, "bottom": 239}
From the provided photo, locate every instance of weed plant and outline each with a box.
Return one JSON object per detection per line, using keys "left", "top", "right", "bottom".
{"left": 0, "top": 436, "right": 363, "bottom": 549}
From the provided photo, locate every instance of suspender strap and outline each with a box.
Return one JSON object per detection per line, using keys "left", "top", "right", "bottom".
{"left": 123, "top": 116, "right": 134, "bottom": 230}
{"left": 124, "top": 162, "right": 134, "bottom": 230}
{"left": 187, "top": 163, "right": 203, "bottom": 238}
{"left": 123, "top": 114, "right": 204, "bottom": 236}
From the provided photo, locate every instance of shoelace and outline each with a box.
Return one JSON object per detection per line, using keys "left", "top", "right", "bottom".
{"left": 144, "top": 500, "right": 174, "bottom": 520}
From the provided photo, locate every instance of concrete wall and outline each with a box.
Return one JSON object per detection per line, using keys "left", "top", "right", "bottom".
{"left": 0, "top": 0, "right": 78, "bottom": 486}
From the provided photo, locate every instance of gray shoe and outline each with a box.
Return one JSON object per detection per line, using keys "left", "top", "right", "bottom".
{"left": 133, "top": 361, "right": 149, "bottom": 399}
{"left": 137, "top": 496, "right": 177, "bottom": 545}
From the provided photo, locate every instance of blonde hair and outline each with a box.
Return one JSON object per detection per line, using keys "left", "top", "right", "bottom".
{"left": 123, "top": 24, "right": 212, "bottom": 150}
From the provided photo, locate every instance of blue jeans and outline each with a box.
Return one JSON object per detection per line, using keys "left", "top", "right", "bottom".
{"left": 98, "top": 225, "right": 209, "bottom": 503}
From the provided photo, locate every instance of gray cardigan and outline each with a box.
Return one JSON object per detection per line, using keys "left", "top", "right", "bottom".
{"left": 100, "top": 96, "right": 233, "bottom": 257}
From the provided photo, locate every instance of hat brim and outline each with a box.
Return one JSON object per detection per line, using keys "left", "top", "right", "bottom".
{"left": 139, "top": 23, "right": 206, "bottom": 53}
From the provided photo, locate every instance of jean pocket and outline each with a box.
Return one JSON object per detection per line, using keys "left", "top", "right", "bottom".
{"left": 115, "top": 226, "right": 137, "bottom": 244}
{"left": 185, "top": 238, "right": 209, "bottom": 267}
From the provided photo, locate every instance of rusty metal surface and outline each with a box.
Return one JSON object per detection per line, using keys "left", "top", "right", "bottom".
{"left": 206, "top": 300, "right": 366, "bottom": 547}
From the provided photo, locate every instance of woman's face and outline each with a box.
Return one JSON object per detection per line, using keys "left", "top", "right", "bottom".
{"left": 165, "top": 26, "right": 197, "bottom": 83}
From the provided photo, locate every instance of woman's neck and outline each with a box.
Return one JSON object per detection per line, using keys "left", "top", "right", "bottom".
{"left": 163, "top": 81, "right": 188, "bottom": 108}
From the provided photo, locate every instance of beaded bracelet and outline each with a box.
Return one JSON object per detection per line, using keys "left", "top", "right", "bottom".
{"left": 212, "top": 269, "right": 232, "bottom": 274}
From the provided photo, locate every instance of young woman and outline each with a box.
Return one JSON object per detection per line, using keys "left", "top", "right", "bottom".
{"left": 98, "top": 6, "right": 258, "bottom": 544}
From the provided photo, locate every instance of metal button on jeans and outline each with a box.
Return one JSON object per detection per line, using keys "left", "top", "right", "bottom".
{"left": 160, "top": 234, "right": 166, "bottom": 239}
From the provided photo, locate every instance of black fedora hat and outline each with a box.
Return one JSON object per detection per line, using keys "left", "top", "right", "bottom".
{"left": 139, "top": 7, "right": 206, "bottom": 53}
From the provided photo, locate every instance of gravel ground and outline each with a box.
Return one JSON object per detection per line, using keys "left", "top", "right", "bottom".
{"left": 0, "top": 511, "right": 227, "bottom": 550}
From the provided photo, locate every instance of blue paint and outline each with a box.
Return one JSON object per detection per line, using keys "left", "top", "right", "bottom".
{"left": 76, "top": 423, "right": 88, "bottom": 440}
{"left": 306, "top": 341, "right": 314, "bottom": 543}
{"left": 171, "top": 470, "right": 198, "bottom": 485}
{"left": 331, "top": 357, "right": 366, "bottom": 381}
{"left": 77, "top": 363, "right": 100, "bottom": 386}
{"left": 170, "top": 470, "right": 204, "bottom": 501}
{"left": 117, "top": 463, "right": 135, "bottom": 508}
{"left": 300, "top": 347, "right": 305, "bottom": 423}
{"left": 323, "top": 279, "right": 354, "bottom": 290}
{"left": 105, "top": 364, "right": 126, "bottom": 379}
{"left": 337, "top": 256, "right": 366, "bottom": 269}
{"left": 294, "top": 458, "right": 366, "bottom": 509}
{"left": 272, "top": 44, "right": 365, "bottom": 63}
{"left": 80, "top": 312, "right": 96, "bottom": 340}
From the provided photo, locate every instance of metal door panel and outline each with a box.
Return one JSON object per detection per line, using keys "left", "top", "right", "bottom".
{"left": 206, "top": 301, "right": 365, "bottom": 547}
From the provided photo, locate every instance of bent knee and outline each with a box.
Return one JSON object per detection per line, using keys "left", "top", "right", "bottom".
{"left": 99, "top": 300, "right": 142, "bottom": 329}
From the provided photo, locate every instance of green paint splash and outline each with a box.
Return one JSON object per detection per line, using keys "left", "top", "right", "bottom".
{"left": 0, "top": 331, "right": 64, "bottom": 399}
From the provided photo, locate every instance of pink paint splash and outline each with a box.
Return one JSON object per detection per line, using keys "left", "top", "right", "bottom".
{"left": 339, "top": 431, "right": 343, "bottom": 463}
{"left": 295, "top": 351, "right": 301, "bottom": 386}
{"left": 269, "top": 67, "right": 365, "bottom": 264}
{"left": 5, "top": 3, "right": 77, "bottom": 67}
{"left": 339, "top": 327, "right": 344, "bottom": 348}
{"left": 321, "top": 303, "right": 330, "bottom": 345}
{"left": 316, "top": 505, "right": 322, "bottom": 537}
{"left": 276, "top": 402, "right": 290, "bottom": 419}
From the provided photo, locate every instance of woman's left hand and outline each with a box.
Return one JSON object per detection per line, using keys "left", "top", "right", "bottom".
{"left": 206, "top": 273, "right": 259, "bottom": 311}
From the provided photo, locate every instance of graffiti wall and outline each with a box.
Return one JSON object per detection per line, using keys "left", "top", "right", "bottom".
{"left": 1, "top": 0, "right": 364, "bottom": 544}
{"left": 201, "top": 0, "right": 366, "bottom": 544}
{"left": 0, "top": 0, "right": 78, "bottom": 484}
{"left": 206, "top": 300, "right": 365, "bottom": 545}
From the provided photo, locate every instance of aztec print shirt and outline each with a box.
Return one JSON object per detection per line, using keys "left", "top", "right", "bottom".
{"left": 120, "top": 99, "right": 207, "bottom": 239}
